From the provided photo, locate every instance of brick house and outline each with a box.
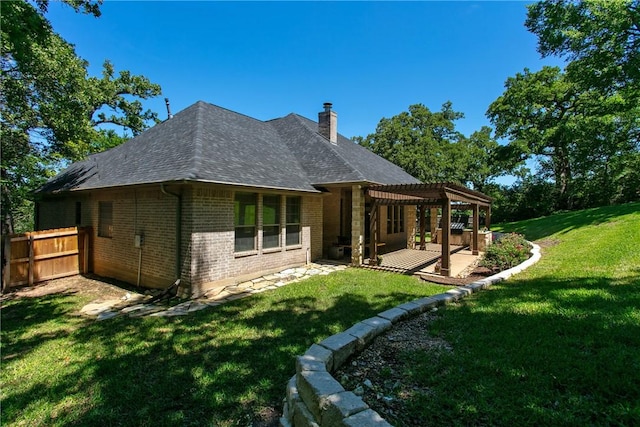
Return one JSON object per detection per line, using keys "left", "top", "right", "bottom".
{"left": 35, "top": 101, "right": 421, "bottom": 297}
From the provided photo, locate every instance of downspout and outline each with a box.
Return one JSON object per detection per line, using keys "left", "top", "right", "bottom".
{"left": 134, "top": 189, "right": 142, "bottom": 287}
{"left": 160, "top": 183, "right": 182, "bottom": 287}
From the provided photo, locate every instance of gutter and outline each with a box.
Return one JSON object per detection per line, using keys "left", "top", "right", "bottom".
{"left": 160, "top": 183, "right": 183, "bottom": 287}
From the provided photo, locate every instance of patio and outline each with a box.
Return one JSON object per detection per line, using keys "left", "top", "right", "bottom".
{"left": 362, "top": 243, "right": 480, "bottom": 278}
{"left": 366, "top": 183, "right": 493, "bottom": 277}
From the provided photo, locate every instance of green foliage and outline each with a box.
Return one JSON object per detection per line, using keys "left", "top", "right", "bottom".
{"left": 359, "top": 103, "right": 501, "bottom": 188}
{"left": 0, "top": 0, "right": 162, "bottom": 234}
{"left": 0, "top": 269, "right": 446, "bottom": 426}
{"left": 480, "top": 233, "right": 532, "bottom": 271}
{"left": 488, "top": 0, "right": 640, "bottom": 215}
{"left": 526, "top": 0, "right": 640, "bottom": 96}
{"left": 488, "top": 177, "right": 557, "bottom": 223}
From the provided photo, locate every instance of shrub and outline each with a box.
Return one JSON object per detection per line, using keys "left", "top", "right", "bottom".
{"left": 480, "top": 233, "right": 531, "bottom": 271}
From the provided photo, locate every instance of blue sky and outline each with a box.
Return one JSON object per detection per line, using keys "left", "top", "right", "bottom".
{"left": 47, "top": 1, "right": 563, "bottom": 170}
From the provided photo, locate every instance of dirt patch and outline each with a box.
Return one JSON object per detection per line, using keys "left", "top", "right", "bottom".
{"left": 1, "top": 274, "right": 138, "bottom": 303}
{"left": 536, "top": 238, "right": 560, "bottom": 249}
{"left": 336, "top": 310, "right": 446, "bottom": 426}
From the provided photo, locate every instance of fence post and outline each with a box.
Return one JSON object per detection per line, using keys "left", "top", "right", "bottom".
{"left": 28, "top": 234, "right": 35, "bottom": 286}
{"left": 2, "top": 235, "right": 10, "bottom": 292}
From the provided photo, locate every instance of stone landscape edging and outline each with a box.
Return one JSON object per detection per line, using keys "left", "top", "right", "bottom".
{"left": 280, "top": 242, "right": 541, "bottom": 427}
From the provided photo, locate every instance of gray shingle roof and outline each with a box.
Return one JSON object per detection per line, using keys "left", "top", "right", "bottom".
{"left": 38, "top": 101, "right": 420, "bottom": 194}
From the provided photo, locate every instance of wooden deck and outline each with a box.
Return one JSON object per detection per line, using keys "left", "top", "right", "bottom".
{"left": 363, "top": 243, "right": 465, "bottom": 275}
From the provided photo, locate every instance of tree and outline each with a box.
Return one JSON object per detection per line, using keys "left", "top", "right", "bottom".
{"left": 359, "top": 103, "right": 499, "bottom": 188}
{"left": 487, "top": 66, "right": 583, "bottom": 209}
{"left": 487, "top": 1, "right": 640, "bottom": 214}
{"left": 459, "top": 126, "right": 501, "bottom": 192}
{"left": 1, "top": 0, "right": 162, "bottom": 233}
{"left": 526, "top": 0, "right": 640, "bottom": 96}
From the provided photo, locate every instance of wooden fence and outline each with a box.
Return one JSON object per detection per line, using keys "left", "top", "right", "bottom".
{"left": 2, "top": 227, "right": 90, "bottom": 290}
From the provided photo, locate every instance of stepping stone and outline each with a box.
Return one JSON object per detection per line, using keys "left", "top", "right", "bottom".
{"left": 237, "top": 281, "right": 254, "bottom": 289}
{"left": 149, "top": 310, "right": 187, "bottom": 317}
{"left": 129, "top": 306, "right": 166, "bottom": 317}
{"left": 96, "top": 311, "right": 119, "bottom": 321}
{"left": 120, "top": 304, "right": 148, "bottom": 314}
{"left": 226, "top": 292, "right": 250, "bottom": 301}
{"left": 208, "top": 290, "right": 232, "bottom": 300}
{"left": 253, "top": 280, "right": 274, "bottom": 289}
{"left": 185, "top": 301, "right": 210, "bottom": 312}
{"left": 80, "top": 299, "right": 120, "bottom": 316}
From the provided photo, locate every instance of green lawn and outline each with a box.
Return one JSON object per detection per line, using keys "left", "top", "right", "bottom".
{"left": 0, "top": 269, "right": 446, "bottom": 426}
{"left": 3, "top": 202, "right": 639, "bottom": 426}
{"left": 392, "top": 202, "right": 640, "bottom": 426}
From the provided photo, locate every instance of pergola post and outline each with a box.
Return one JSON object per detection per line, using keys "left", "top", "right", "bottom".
{"left": 441, "top": 197, "right": 451, "bottom": 277}
{"left": 366, "top": 182, "right": 493, "bottom": 278}
{"left": 369, "top": 201, "right": 379, "bottom": 265}
{"left": 430, "top": 208, "right": 438, "bottom": 243}
{"left": 351, "top": 185, "right": 365, "bottom": 265}
{"left": 419, "top": 205, "right": 426, "bottom": 250}
{"left": 485, "top": 205, "right": 492, "bottom": 230}
{"left": 471, "top": 203, "right": 479, "bottom": 255}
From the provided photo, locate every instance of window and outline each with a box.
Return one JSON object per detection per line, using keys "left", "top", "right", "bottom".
{"left": 98, "top": 201, "right": 113, "bottom": 238}
{"left": 286, "top": 196, "right": 301, "bottom": 246}
{"left": 235, "top": 192, "right": 257, "bottom": 252}
{"left": 386, "top": 206, "right": 404, "bottom": 234}
{"left": 262, "top": 195, "right": 281, "bottom": 249}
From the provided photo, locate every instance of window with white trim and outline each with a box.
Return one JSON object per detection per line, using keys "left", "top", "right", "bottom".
{"left": 234, "top": 192, "right": 257, "bottom": 252}
{"left": 262, "top": 195, "right": 281, "bottom": 249}
{"left": 286, "top": 196, "right": 301, "bottom": 246}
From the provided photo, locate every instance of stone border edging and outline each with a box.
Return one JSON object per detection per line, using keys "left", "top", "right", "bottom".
{"left": 280, "top": 243, "right": 541, "bottom": 427}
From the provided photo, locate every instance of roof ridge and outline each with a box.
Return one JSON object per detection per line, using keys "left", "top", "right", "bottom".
{"left": 190, "top": 102, "right": 205, "bottom": 180}
{"left": 197, "top": 100, "right": 269, "bottom": 125}
{"left": 265, "top": 114, "right": 315, "bottom": 184}
{"left": 289, "top": 114, "right": 368, "bottom": 182}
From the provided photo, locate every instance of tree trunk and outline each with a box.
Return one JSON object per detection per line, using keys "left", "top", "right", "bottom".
{"left": 1, "top": 169, "right": 14, "bottom": 294}
{"left": 554, "top": 146, "right": 572, "bottom": 210}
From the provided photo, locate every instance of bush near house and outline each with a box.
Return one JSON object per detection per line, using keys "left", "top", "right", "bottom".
{"left": 480, "top": 232, "right": 532, "bottom": 271}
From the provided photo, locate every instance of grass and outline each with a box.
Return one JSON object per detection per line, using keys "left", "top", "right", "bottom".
{"left": 391, "top": 202, "right": 640, "bottom": 426}
{"left": 0, "top": 269, "right": 447, "bottom": 426}
{"left": 414, "top": 232, "right": 431, "bottom": 243}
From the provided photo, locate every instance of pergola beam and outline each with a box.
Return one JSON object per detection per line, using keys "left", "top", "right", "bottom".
{"left": 366, "top": 182, "right": 493, "bottom": 277}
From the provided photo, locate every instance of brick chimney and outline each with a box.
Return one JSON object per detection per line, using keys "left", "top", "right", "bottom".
{"left": 318, "top": 102, "right": 337, "bottom": 144}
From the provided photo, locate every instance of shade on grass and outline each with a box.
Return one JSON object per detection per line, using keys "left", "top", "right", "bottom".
{"left": 0, "top": 269, "right": 446, "bottom": 426}
{"left": 392, "top": 202, "right": 640, "bottom": 426}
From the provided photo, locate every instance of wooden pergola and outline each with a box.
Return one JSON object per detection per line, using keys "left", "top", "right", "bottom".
{"left": 367, "top": 183, "right": 493, "bottom": 277}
